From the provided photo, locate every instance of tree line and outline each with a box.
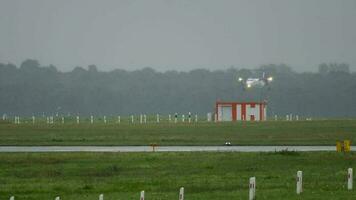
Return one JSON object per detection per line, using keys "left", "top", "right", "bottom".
{"left": 0, "top": 59, "right": 355, "bottom": 117}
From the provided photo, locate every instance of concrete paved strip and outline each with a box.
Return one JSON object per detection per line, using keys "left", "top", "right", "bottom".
{"left": 0, "top": 146, "right": 352, "bottom": 152}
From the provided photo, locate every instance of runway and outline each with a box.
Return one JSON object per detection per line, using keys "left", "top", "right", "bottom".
{"left": 0, "top": 145, "right": 350, "bottom": 152}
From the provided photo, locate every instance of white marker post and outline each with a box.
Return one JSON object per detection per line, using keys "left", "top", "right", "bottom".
{"left": 99, "top": 194, "right": 104, "bottom": 200}
{"left": 286, "top": 115, "right": 289, "bottom": 121}
{"left": 17, "top": 116, "right": 20, "bottom": 124}
{"left": 207, "top": 113, "right": 211, "bottom": 122}
{"left": 32, "top": 116, "right": 35, "bottom": 124}
{"left": 168, "top": 114, "right": 172, "bottom": 122}
{"left": 274, "top": 115, "right": 277, "bottom": 121}
{"left": 140, "top": 114, "right": 143, "bottom": 124}
{"left": 140, "top": 191, "right": 145, "bottom": 200}
{"left": 118, "top": 116, "right": 121, "bottom": 124}
{"left": 179, "top": 187, "right": 184, "bottom": 200}
{"left": 182, "top": 114, "right": 185, "bottom": 122}
{"left": 144, "top": 114, "right": 147, "bottom": 123}
{"left": 76, "top": 116, "right": 80, "bottom": 124}
{"left": 104, "top": 116, "right": 107, "bottom": 124}
{"left": 348, "top": 168, "right": 353, "bottom": 190}
{"left": 55, "top": 197, "right": 60, "bottom": 200}
{"left": 50, "top": 116, "right": 54, "bottom": 124}
{"left": 296, "top": 115, "right": 299, "bottom": 121}
{"left": 249, "top": 177, "right": 256, "bottom": 200}
{"left": 131, "top": 115, "right": 134, "bottom": 124}
{"left": 10, "top": 196, "right": 14, "bottom": 200}
{"left": 195, "top": 114, "right": 198, "bottom": 122}
{"left": 188, "top": 112, "right": 191, "bottom": 123}
{"left": 61, "top": 117, "right": 64, "bottom": 124}
{"left": 156, "top": 114, "right": 160, "bottom": 123}
{"left": 296, "top": 171, "right": 303, "bottom": 194}
{"left": 214, "top": 113, "right": 218, "bottom": 123}
{"left": 91, "top": 116, "right": 94, "bottom": 124}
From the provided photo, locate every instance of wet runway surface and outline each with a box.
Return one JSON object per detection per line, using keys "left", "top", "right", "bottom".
{"left": 0, "top": 146, "right": 350, "bottom": 152}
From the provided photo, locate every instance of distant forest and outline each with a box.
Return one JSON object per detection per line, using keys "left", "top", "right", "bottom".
{"left": 1, "top": 59, "right": 355, "bottom": 117}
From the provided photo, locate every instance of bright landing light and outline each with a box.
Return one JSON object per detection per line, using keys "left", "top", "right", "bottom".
{"left": 267, "top": 77, "right": 273, "bottom": 82}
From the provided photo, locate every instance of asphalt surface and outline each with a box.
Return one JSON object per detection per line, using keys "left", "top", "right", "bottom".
{"left": 0, "top": 146, "right": 351, "bottom": 152}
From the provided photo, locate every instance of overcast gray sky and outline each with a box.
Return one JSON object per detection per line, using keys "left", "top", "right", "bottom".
{"left": 1, "top": 0, "right": 355, "bottom": 72}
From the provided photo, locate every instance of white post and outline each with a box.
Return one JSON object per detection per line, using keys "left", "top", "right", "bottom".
{"left": 188, "top": 112, "right": 191, "bottom": 123}
{"left": 104, "top": 116, "right": 107, "bottom": 124}
{"left": 18, "top": 116, "right": 20, "bottom": 124}
{"left": 61, "top": 117, "right": 64, "bottom": 124}
{"left": 140, "top": 114, "right": 143, "bottom": 124}
{"left": 76, "top": 116, "right": 80, "bottom": 124}
{"left": 118, "top": 116, "right": 121, "bottom": 124}
{"left": 207, "top": 113, "right": 211, "bottom": 122}
{"left": 131, "top": 115, "right": 134, "bottom": 124}
{"left": 168, "top": 114, "right": 172, "bottom": 122}
{"left": 195, "top": 114, "right": 198, "bottom": 122}
{"left": 274, "top": 115, "right": 277, "bottom": 121}
{"left": 50, "top": 116, "right": 54, "bottom": 124}
{"left": 99, "top": 194, "right": 104, "bottom": 200}
{"left": 214, "top": 113, "right": 217, "bottom": 123}
{"left": 286, "top": 115, "right": 289, "bottom": 121}
{"left": 144, "top": 114, "right": 147, "bottom": 123}
{"left": 140, "top": 190, "right": 145, "bottom": 200}
{"left": 179, "top": 187, "right": 184, "bottom": 200}
{"left": 249, "top": 177, "right": 256, "bottom": 200}
{"left": 296, "top": 171, "right": 303, "bottom": 194}
{"left": 91, "top": 116, "right": 94, "bottom": 124}
{"left": 9, "top": 196, "right": 14, "bottom": 200}
{"left": 296, "top": 115, "right": 299, "bottom": 121}
{"left": 32, "top": 116, "right": 35, "bottom": 124}
{"left": 348, "top": 168, "right": 353, "bottom": 190}
{"left": 156, "top": 114, "right": 160, "bottom": 123}
{"left": 182, "top": 114, "right": 185, "bottom": 122}
{"left": 55, "top": 197, "right": 60, "bottom": 200}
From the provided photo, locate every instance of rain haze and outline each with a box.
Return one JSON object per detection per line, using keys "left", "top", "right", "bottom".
{"left": 1, "top": 0, "right": 356, "bottom": 72}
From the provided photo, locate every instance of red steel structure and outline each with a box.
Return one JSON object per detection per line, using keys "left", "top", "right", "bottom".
{"left": 215, "top": 101, "right": 267, "bottom": 121}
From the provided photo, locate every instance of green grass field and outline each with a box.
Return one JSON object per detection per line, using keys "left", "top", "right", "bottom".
{"left": 0, "top": 152, "right": 355, "bottom": 200}
{"left": 0, "top": 119, "right": 355, "bottom": 146}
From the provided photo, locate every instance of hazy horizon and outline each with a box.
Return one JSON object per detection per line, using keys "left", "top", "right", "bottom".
{"left": 1, "top": 0, "right": 356, "bottom": 72}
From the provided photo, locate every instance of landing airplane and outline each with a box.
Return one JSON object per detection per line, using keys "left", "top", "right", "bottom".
{"left": 237, "top": 72, "right": 273, "bottom": 89}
